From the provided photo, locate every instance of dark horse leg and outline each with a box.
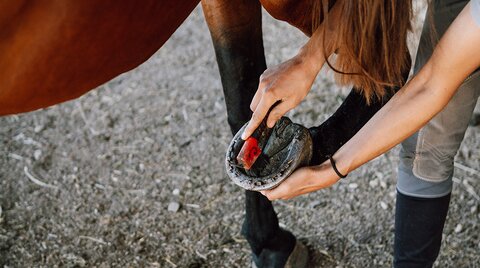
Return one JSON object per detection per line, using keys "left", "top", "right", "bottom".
{"left": 203, "top": 0, "right": 411, "bottom": 266}
{"left": 201, "top": 0, "right": 297, "bottom": 266}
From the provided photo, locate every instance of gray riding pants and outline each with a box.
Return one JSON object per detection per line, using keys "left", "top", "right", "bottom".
{"left": 398, "top": 0, "right": 480, "bottom": 198}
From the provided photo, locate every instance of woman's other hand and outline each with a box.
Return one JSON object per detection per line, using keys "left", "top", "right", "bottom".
{"left": 241, "top": 52, "right": 319, "bottom": 140}
{"left": 260, "top": 159, "right": 344, "bottom": 200}
{"left": 240, "top": 0, "right": 342, "bottom": 140}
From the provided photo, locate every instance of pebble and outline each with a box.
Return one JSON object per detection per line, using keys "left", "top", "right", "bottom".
{"left": 168, "top": 202, "right": 180, "bottom": 212}
{"left": 34, "top": 149, "right": 42, "bottom": 160}
{"left": 348, "top": 183, "right": 358, "bottom": 189}
{"left": 172, "top": 189, "right": 180, "bottom": 196}
{"left": 310, "top": 200, "right": 322, "bottom": 208}
{"left": 138, "top": 163, "right": 145, "bottom": 172}
{"left": 34, "top": 125, "right": 44, "bottom": 133}
{"left": 454, "top": 223, "right": 463, "bottom": 233}
{"left": 380, "top": 201, "right": 388, "bottom": 210}
{"left": 369, "top": 179, "right": 379, "bottom": 188}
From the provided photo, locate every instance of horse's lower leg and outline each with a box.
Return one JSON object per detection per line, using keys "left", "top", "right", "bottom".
{"left": 202, "top": 0, "right": 296, "bottom": 262}
{"left": 202, "top": 0, "right": 267, "bottom": 133}
{"left": 243, "top": 191, "right": 296, "bottom": 257}
{"left": 0, "top": 0, "right": 198, "bottom": 115}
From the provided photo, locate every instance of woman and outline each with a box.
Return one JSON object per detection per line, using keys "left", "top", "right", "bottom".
{"left": 242, "top": 0, "right": 480, "bottom": 267}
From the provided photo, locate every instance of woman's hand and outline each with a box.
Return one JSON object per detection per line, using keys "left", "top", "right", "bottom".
{"left": 241, "top": 53, "right": 320, "bottom": 140}
{"left": 260, "top": 160, "right": 343, "bottom": 200}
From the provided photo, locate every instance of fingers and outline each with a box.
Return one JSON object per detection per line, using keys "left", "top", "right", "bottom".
{"left": 261, "top": 167, "right": 313, "bottom": 200}
{"left": 250, "top": 72, "right": 269, "bottom": 112}
{"left": 260, "top": 166, "right": 340, "bottom": 200}
{"left": 249, "top": 84, "right": 263, "bottom": 112}
{"left": 241, "top": 93, "right": 275, "bottom": 139}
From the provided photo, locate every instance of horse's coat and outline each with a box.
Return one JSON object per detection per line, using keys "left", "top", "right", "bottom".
{"left": 0, "top": 0, "right": 315, "bottom": 116}
{"left": 0, "top": 0, "right": 198, "bottom": 115}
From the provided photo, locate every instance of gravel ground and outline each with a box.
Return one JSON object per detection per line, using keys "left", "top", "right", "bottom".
{"left": 1, "top": 4, "right": 479, "bottom": 268}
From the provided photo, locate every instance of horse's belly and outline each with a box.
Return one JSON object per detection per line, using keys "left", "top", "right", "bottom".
{"left": 260, "top": 0, "right": 315, "bottom": 35}
{"left": 0, "top": 0, "right": 198, "bottom": 115}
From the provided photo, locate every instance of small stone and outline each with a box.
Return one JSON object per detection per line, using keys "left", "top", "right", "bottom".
{"left": 138, "top": 163, "right": 145, "bottom": 172}
{"left": 64, "top": 253, "right": 86, "bottom": 267}
{"left": 348, "top": 183, "right": 358, "bottom": 189}
{"left": 34, "top": 125, "right": 44, "bottom": 133}
{"left": 168, "top": 202, "right": 180, "bottom": 212}
{"left": 369, "top": 179, "right": 379, "bottom": 188}
{"left": 374, "top": 171, "right": 384, "bottom": 180}
{"left": 380, "top": 201, "right": 388, "bottom": 210}
{"left": 471, "top": 205, "right": 477, "bottom": 214}
{"left": 172, "top": 188, "right": 180, "bottom": 195}
{"left": 34, "top": 150, "right": 42, "bottom": 160}
{"left": 310, "top": 200, "right": 322, "bottom": 208}
{"left": 454, "top": 223, "right": 463, "bottom": 233}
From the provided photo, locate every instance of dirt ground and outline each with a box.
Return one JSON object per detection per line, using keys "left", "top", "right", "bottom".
{"left": 1, "top": 4, "right": 479, "bottom": 268}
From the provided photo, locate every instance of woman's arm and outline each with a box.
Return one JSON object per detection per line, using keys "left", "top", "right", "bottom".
{"left": 262, "top": 2, "right": 480, "bottom": 200}
{"left": 240, "top": 1, "right": 342, "bottom": 139}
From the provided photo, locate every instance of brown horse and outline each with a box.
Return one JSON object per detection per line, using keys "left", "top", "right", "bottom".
{"left": 0, "top": 1, "right": 407, "bottom": 267}
{"left": 0, "top": 0, "right": 313, "bottom": 116}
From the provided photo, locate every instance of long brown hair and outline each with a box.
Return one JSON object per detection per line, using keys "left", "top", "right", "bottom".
{"left": 313, "top": 0, "right": 413, "bottom": 103}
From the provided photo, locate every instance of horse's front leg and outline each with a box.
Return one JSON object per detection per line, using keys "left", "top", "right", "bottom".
{"left": 202, "top": 0, "right": 297, "bottom": 266}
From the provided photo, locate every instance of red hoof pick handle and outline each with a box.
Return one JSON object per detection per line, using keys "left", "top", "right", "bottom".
{"left": 236, "top": 136, "right": 261, "bottom": 170}
{"left": 236, "top": 107, "right": 275, "bottom": 170}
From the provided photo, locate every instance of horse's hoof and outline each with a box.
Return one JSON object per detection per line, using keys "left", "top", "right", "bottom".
{"left": 283, "top": 240, "right": 308, "bottom": 268}
{"left": 251, "top": 240, "right": 309, "bottom": 268}
{"left": 225, "top": 117, "right": 312, "bottom": 191}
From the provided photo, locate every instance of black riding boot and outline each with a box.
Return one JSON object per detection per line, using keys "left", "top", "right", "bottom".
{"left": 394, "top": 191, "right": 451, "bottom": 268}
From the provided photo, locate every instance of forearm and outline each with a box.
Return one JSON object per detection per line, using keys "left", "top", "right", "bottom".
{"left": 294, "top": 0, "right": 341, "bottom": 73}
{"left": 333, "top": 3, "right": 480, "bottom": 175}
{"left": 309, "top": 52, "right": 410, "bottom": 165}
{"left": 334, "top": 68, "right": 451, "bottom": 172}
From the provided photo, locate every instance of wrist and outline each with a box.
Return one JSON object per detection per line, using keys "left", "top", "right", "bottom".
{"left": 328, "top": 155, "right": 348, "bottom": 178}
{"left": 296, "top": 46, "right": 324, "bottom": 75}
{"left": 332, "top": 148, "right": 354, "bottom": 178}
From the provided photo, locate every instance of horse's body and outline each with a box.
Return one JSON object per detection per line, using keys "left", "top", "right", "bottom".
{"left": 1, "top": 1, "right": 405, "bottom": 267}
{"left": 0, "top": 0, "right": 311, "bottom": 115}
